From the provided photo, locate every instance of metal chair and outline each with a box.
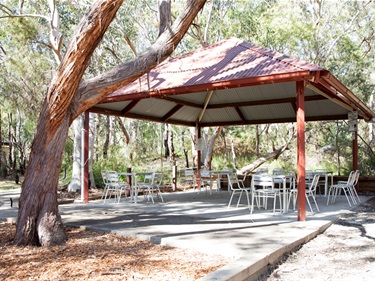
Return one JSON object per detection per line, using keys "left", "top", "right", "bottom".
{"left": 252, "top": 174, "right": 281, "bottom": 214}
{"left": 227, "top": 173, "right": 254, "bottom": 212}
{"left": 180, "top": 168, "right": 196, "bottom": 191}
{"left": 327, "top": 171, "right": 356, "bottom": 207}
{"left": 197, "top": 169, "right": 213, "bottom": 194}
{"left": 305, "top": 174, "right": 320, "bottom": 213}
{"left": 102, "top": 171, "right": 127, "bottom": 203}
{"left": 138, "top": 172, "right": 164, "bottom": 203}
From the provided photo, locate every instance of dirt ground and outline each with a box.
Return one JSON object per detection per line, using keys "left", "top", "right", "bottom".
{"left": 258, "top": 195, "right": 375, "bottom": 281}
{"left": 0, "top": 222, "right": 228, "bottom": 280}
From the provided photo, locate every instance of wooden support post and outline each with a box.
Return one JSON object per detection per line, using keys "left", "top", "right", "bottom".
{"left": 83, "top": 111, "right": 89, "bottom": 203}
{"left": 296, "top": 81, "right": 306, "bottom": 221}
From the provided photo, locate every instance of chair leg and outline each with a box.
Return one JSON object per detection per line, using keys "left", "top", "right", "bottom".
{"left": 272, "top": 193, "right": 281, "bottom": 213}
{"left": 305, "top": 193, "right": 314, "bottom": 213}
{"left": 342, "top": 188, "right": 352, "bottom": 207}
{"left": 250, "top": 192, "right": 256, "bottom": 214}
{"left": 311, "top": 194, "right": 320, "bottom": 212}
{"left": 236, "top": 191, "right": 244, "bottom": 207}
{"left": 244, "top": 191, "right": 252, "bottom": 212}
{"left": 149, "top": 188, "right": 155, "bottom": 204}
{"left": 327, "top": 187, "right": 333, "bottom": 206}
{"left": 348, "top": 187, "right": 357, "bottom": 205}
{"left": 157, "top": 188, "right": 164, "bottom": 203}
{"left": 351, "top": 186, "right": 361, "bottom": 203}
{"left": 227, "top": 191, "right": 236, "bottom": 208}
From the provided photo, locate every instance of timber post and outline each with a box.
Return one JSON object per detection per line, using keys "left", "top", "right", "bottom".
{"left": 296, "top": 81, "right": 306, "bottom": 221}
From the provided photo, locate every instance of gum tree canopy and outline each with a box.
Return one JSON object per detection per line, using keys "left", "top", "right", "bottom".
{"left": 14, "top": 0, "right": 207, "bottom": 246}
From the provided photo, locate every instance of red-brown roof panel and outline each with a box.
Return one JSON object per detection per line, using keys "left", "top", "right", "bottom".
{"left": 107, "top": 37, "right": 325, "bottom": 99}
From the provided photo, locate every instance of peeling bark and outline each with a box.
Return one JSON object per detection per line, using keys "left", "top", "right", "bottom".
{"left": 15, "top": 0, "right": 207, "bottom": 246}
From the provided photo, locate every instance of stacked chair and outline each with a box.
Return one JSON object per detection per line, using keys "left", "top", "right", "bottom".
{"left": 101, "top": 170, "right": 128, "bottom": 203}
{"left": 137, "top": 172, "right": 164, "bottom": 204}
{"left": 327, "top": 170, "right": 360, "bottom": 207}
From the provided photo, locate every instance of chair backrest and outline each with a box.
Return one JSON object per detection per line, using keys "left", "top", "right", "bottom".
{"left": 287, "top": 172, "right": 296, "bottom": 189}
{"left": 238, "top": 172, "right": 248, "bottom": 182}
{"left": 273, "top": 169, "right": 285, "bottom": 175}
{"left": 255, "top": 168, "right": 269, "bottom": 175}
{"left": 106, "top": 171, "right": 120, "bottom": 184}
{"left": 345, "top": 170, "right": 356, "bottom": 186}
{"left": 184, "top": 168, "right": 195, "bottom": 178}
{"left": 143, "top": 172, "right": 155, "bottom": 184}
{"left": 200, "top": 170, "right": 211, "bottom": 179}
{"left": 221, "top": 168, "right": 233, "bottom": 174}
{"left": 227, "top": 173, "right": 244, "bottom": 190}
{"left": 352, "top": 170, "right": 360, "bottom": 186}
{"left": 315, "top": 169, "right": 328, "bottom": 173}
{"left": 101, "top": 170, "right": 108, "bottom": 184}
{"left": 152, "top": 172, "right": 163, "bottom": 186}
{"left": 308, "top": 174, "right": 320, "bottom": 193}
{"left": 305, "top": 170, "right": 315, "bottom": 182}
{"left": 252, "top": 175, "right": 274, "bottom": 190}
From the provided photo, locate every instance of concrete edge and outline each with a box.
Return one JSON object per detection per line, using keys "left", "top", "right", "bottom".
{"left": 199, "top": 220, "right": 334, "bottom": 281}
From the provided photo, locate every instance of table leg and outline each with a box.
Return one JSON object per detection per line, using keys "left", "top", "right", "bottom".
{"left": 324, "top": 174, "right": 328, "bottom": 197}
{"left": 283, "top": 178, "right": 287, "bottom": 213}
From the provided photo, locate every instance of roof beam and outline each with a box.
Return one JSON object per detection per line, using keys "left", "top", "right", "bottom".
{"left": 157, "top": 96, "right": 202, "bottom": 108}
{"left": 235, "top": 107, "right": 246, "bottom": 123}
{"left": 162, "top": 104, "right": 183, "bottom": 122}
{"left": 121, "top": 100, "right": 140, "bottom": 116}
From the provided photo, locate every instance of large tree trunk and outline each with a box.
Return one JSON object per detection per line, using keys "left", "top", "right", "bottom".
{"left": 14, "top": 0, "right": 207, "bottom": 246}
{"left": 15, "top": 114, "right": 70, "bottom": 245}
{"left": 14, "top": 0, "right": 124, "bottom": 246}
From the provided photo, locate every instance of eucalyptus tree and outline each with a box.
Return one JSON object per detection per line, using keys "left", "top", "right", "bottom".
{"left": 0, "top": 0, "right": 83, "bottom": 177}
{"left": 9, "top": 0, "right": 207, "bottom": 246}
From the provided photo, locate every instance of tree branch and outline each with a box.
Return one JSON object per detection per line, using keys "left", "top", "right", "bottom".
{"left": 158, "top": 0, "right": 172, "bottom": 37}
{"left": 75, "top": 0, "right": 207, "bottom": 119}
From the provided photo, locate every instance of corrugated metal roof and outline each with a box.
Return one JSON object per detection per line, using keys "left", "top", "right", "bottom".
{"left": 90, "top": 37, "right": 375, "bottom": 126}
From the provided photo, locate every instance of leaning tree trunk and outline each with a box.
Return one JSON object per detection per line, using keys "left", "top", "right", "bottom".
{"left": 14, "top": 0, "right": 207, "bottom": 246}
{"left": 14, "top": 0, "right": 125, "bottom": 246}
{"left": 238, "top": 133, "right": 294, "bottom": 175}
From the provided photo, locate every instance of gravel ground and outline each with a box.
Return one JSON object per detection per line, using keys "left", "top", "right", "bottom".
{"left": 258, "top": 195, "right": 375, "bottom": 281}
